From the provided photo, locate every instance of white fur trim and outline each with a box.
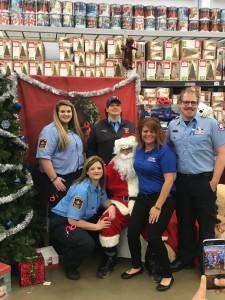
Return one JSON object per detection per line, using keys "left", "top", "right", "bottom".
{"left": 114, "top": 136, "right": 137, "bottom": 155}
{"left": 111, "top": 200, "right": 129, "bottom": 216}
{"left": 99, "top": 234, "right": 120, "bottom": 247}
{"left": 127, "top": 176, "right": 138, "bottom": 197}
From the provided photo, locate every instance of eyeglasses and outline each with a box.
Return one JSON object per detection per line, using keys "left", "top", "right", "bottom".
{"left": 181, "top": 101, "right": 198, "bottom": 106}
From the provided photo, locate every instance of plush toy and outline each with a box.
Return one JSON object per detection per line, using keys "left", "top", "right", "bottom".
{"left": 121, "top": 37, "right": 137, "bottom": 70}
{"left": 215, "top": 184, "right": 225, "bottom": 239}
{"left": 198, "top": 102, "right": 214, "bottom": 118}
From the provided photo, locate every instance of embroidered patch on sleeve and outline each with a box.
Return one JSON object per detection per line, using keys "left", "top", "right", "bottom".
{"left": 72, "top": 197, "right": 83, "bottom": 210}
{"left": 38, "top": 139, "right": 48, "bottom": 149}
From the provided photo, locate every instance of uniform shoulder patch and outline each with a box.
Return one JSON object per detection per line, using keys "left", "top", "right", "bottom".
{"left": 72, "top": 196, "right": 83, "bottom": 210}
{"left": 38, "top": 139, "right": 47, "bottom": 149}
{"left": 217, "top": 122, "right": 225, "bottom": 130}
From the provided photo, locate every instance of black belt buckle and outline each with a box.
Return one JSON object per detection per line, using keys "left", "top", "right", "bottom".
{"left": 123, "top": 196, "right": 137, "bottom": 201}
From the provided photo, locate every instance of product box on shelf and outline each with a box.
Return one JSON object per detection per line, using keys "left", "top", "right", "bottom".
{"left": 146, "top": 41, "right": 163, "bottom": 60}
{"left": 155, "top": 61, "right": 164, "bottom": 80}
{"left": 206, "top": 60, "right": 216, "bottom": 80}
{"left": 134, "top": 41, "right": 145, "bottom": 60}
{"left": 146, "top": 60, "right": 156, "bottom": 80}
{"left": 29, "top": 61, "right": 44, "bottom": 75}
{"left": 203, "top": 40, "right": 217, "bottom": 51}
{"left": 44, "top": 61, "right": 59, "bottom": 76}
{"left": 202, "top": 50, "right": 216, "bottom": 60}
{"left": 163, "top": 61, "right": 171, "bottom": 80}
{"left": 0, "top": 61, "right": 13, "bottom": 76}
{"left": 95, "top": 40, "right": 106, "bottom": 53}
{"left": 0, "top": 262, "right": 11, "bottom": 297}
{"left": 105, "top": 59, "right": 114, "bottom": 77}
{"left": 36, "top": 246, "right": 59, "bottom": 269}
{"left": 142, "top": 88, "right": 157, "bottom": 100}
{"left": 12, "top": 40, "right": 27, "bottom": 60}
{"left": 59, "top": 47, "right": 72, "bottom": 61}
{"left": 180, "top": 60, "right": 198, "bottom": 81}
{"left": 74, "top": 52, "right": 85, "bottom": 66}
{"left": 85, "top": 67, "right": 96, "bottom": 77}
{"left": 0, "top": 40, "right": 12, "bottom": 60}
{"left": 85, "top": 39, "right": 95, "bottom": 53}
{"left": 27, "top": 41, "right": 45, "bottom": 61}
{"left": 107, "top": 38, "right": 123, "bottom": 59}
{"left": 95, "top": 53, "right": 105, "bottom": 66}
{"left": 73, "top": 37, "right": 84, "bottom": 52}
{"left": 13, "top": 61, "right": 29, "bottom": 75}
{"left": 134, "top": 60, "right": 145, "bottom": 80}
{"left": 95, "top": 66, "right": 105, "bottom": 77}
{"left": 198, "top": 59, "right": 207, "bottom": 80}
{"left": 180, "top": 40, "right": 201, "bottom": 59}
{"left": 59, "top": 62, "right": 74, "bottom": 76}
{"left": 85, "top": 53, "right": 95, "bottom": 67}
{"left": 156, "top": 87, "right": 170, "bottom": 98}
{"left": 18, "top": 255, "right": 45, "bottom": 287}
{"left": 170, "top": 61, "right": 180, "bottom": 80}
{"left": 75, "top": 67, "right": 85, "bottom": 77}
{"left": 215, "top": 48, "right": 223, "bottom": 81}
{"left": 164, "top": 41, "right": 179, "bottom": 61}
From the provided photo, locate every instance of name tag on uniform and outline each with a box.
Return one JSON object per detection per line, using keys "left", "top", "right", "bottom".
{"left": 101, "top": 129, "right": 108, "bottom": 133}
{"left": 147, "top": 157, "right": 156, "bottom": 162}
{"left": 194, "top": 127, "right": 204, "bottom": 135}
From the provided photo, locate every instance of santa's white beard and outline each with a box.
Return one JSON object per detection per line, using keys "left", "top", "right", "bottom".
{"left": 113, "top": 153, "right": 136, "bottom": 180}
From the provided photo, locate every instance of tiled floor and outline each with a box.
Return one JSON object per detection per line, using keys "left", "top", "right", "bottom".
{"left": 7, "top": 257, "right": 220, "bottom": 300}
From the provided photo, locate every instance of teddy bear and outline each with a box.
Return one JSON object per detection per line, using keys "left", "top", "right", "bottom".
{"left": 198, "top": 102, "right": 214, "bottom": 118}
{"left": 121, "top": 37, "right": 137, "bottom": 70}
{"left": 215, "top": 184, "right": 225, "bottom": 239}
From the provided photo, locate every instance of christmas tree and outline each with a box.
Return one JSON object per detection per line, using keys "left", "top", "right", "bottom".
{"left": 0, "top": 75, "right": 39, "bottom": 264}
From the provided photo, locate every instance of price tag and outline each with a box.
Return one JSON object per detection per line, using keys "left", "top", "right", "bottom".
{"left": 184, "top": 82, "right": 196, "bottom": 87}
{"left": 214, "top": 81, "right": 219, "bottom": 86}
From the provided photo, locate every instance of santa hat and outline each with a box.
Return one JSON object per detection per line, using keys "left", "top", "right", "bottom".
{"left": 114, "top": 134, "right": 138, "bottom": 155}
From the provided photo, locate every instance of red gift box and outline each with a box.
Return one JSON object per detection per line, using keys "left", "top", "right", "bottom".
{"left": 18, "top": 255, "right": 45, "bottom": 287}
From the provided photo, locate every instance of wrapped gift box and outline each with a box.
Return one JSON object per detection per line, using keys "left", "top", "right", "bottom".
{"left": 36, "top": 246, "right": 59, "bottom": 269}
{"left": 0, "top": 262, "right": 11, "bottom": 295}
{"left": 19, "top": 255, "right": 45, "bottom": 287}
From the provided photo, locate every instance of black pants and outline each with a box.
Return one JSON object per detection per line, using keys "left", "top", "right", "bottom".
{"left": 50, "top": 213, "right": 100, "bottom": 273}
{"left": 128, "top": 192, "right": 175, "bottom": 277}
{"left": 175, "top": 173, "right": 217, "bottom": 264}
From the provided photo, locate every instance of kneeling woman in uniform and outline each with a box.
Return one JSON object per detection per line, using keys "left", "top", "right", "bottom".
{"left": 50, "top": 156, "right": 116, "bottom": 280}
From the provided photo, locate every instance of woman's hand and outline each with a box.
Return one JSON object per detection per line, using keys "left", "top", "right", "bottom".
{"left": 97, "top": 217, "right": 111, "bottom": 230}
{"left": 105, "top": 205, "right": 116, "bottom": 221}
{"left": 149, "top": 206, "right": 161, "bottom": 224}
{"left": 53, "top": 176, "right": 66, "bottom": 192}
{"left": 192, "top": 275, "right": 207, "bottom": 300}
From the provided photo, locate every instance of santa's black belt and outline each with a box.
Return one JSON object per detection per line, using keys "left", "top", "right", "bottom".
{"left": 177, "top": 172, "right": 213, "bottom": 178}
{"left": 123, "top": 196, "right": 137, "bottom": 201}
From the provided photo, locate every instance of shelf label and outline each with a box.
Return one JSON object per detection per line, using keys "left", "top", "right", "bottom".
{"left": 184, "top": 82, "right": 196, "bottom": 87}
{"left": 214, "top": 81, "right": 219, "bottom": 86}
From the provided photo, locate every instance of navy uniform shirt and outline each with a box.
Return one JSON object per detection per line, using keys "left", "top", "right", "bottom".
{"left": 51, "top": 178, "right": 107, "bottom": 220}
{"left": 168, "top": 113, "right": 225, "bottom": 174}
{"left": 36, "top": 122, "right": 84, "bottom": 175}
{"left": 134, "top": 145, "right": 176, "bottom": 195}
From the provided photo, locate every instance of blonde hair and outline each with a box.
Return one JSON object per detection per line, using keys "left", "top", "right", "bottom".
{"left": 53, "top": 99, "right": 84, "bottom": 150}
{"left": 137, "top": 117, "right": 166, "bottom": 149}
{"left": 75, "top": 156, "right": 106, "bottom": 189}
{"left": 180, "top": 87, "right": 199, "bottom": 103}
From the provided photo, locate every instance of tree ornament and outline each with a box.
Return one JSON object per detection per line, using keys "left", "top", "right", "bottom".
{"left": 14, "top": 176, "right": 21, "bottom": 185}
{"left": 14, "top": 102, "right": 22, "bottom": 111}
{"left": 1, "top": 120, "right": 10, "bottom": 129}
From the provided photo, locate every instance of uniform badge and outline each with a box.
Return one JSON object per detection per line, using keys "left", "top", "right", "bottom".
{"left": 38, "top": 139, "right": 47, "bottom": 149}
{"left": 124, "top": 127, "right": 129, "bottom": 133}
{"left": 73, "top": 197, "right": 83, "bottom": 210}
{"left": 194, "top": 127, "right": 204, "bottom": 135}
{"left": 147, "top": 157, "right": 156, "bottom": 162}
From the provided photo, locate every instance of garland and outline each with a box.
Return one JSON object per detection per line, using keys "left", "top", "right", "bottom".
{"left": 0, "top": 128, "right": 27, "bottom": 149}
{"left": 0, "top": 209, "right": 33, "bottom": 242}
{"left": 13, "top": 72, "right": 141, "bottom": 102}
{"left": 0, "top": 163, "right": 23, "bottom": 173}
{"left": 0, "top": 74, "right": 17, "bottom": 103}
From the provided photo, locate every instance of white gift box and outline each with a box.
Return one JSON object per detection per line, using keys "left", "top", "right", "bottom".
{"left": 36, "top": 246, "right": 59, "bottom": 269}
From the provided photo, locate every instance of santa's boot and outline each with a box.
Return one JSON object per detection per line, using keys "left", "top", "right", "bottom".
{"left": 96, "top": 247, "right": 117, "bottom": 279}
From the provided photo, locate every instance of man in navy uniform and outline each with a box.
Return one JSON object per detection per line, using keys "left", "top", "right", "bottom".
{"left": 87, "top": 96, "right": 135, "bottom": 164}
{"left": 167, "top": 87, "right": 225, "bottom": 272}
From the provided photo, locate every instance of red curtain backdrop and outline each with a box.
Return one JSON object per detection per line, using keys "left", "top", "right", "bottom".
{"left": 18, "top": 76, "right": 137, "bottom": 166}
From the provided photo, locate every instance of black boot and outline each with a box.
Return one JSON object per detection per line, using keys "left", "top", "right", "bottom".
{"left": 96, "top": 254, "right": 117, "bottom": 278}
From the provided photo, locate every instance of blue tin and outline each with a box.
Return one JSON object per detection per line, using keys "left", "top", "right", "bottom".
{"left": 178, "top": 7, "right": 189, "bottom": 20}
{"left": 73, "top": 2, "right": 86, "bottom": 17}
{"left": 86, "top": 3, "right": 98, "bottom": 17}
{"left": 10, "top": 0, "right": 23, "bottom": 14}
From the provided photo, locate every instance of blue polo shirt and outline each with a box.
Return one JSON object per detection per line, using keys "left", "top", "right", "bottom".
{"left": 168, "top": 113, "right": 225, "bottom": 174}
{"left": 134, "top": 145, "right": 176, "bottom": 194}
{"left": 52, "top": 178, "right": 107, "bottom": 220}
{"left": 36, "top": 122, "right": 84, "bottom": 175}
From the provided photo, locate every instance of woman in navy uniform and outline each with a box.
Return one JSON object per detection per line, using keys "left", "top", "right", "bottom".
{"left": 121, "top": 118, "right": 176, "bottom": 292}
{"left": 36, "top": 99, "right": 84, "bottom": 209}
{"left": 50, "top": 156, "right": 116, "bottom": 280}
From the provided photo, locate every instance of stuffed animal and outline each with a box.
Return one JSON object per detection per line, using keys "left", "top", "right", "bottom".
{"left": 215, "top": 184, "right": 225, "bottom": 239}
{"left": 198, "top": 102, "right": 214, "bottom": 118}
{"left": 121, "top": 37, "right": 137, "bottom": 70}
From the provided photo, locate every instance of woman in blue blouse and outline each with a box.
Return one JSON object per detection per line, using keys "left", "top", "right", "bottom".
{"left": 121, "top": 118, "right": 176, "bottom": 292}
{"left": 50, "top": 156, "right": 116, "bottom": 280}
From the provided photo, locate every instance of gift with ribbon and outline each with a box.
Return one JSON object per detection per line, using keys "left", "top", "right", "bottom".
{"left": 18, "top": 254, "right": 45, "bottom": 286}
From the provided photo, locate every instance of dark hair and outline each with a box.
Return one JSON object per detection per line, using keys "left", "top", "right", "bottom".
{"left": 137, "top": 117, "right": 166, "bottom": 148}
{"left": 74, "top": 156, "right": 106, "bottom": 188}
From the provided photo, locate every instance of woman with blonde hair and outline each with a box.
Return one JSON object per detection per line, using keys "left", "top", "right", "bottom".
{"left": 36, "top": 99, "right": 84, "bottom": 210}
{"left": 50, "top": 155, "right": 116, "bottom": 280}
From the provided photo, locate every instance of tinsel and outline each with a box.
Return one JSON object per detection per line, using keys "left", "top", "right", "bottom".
{"left": 14, "top": 72, "right": 141, "bottom": 99}
{"left": 0, "top": 128, "right": 27, "bottom": 149}
{"left": 0, "top": 209, "right": 33, "bottom": 242}
{"left": 0, "top": 163, "right": 23, "bottom": 173}
{"left": 0, "top": 74, "right": 17, "bottom": 104}
{"left": 0, "top": 170, "right": 33, "bottom": 205}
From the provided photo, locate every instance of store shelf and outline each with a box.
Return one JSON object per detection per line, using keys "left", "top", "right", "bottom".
{"left": 141, "top": 80, "right": 225, "bottom": 88}
{"left": 1, "top": 25, "right": 225, "bottom": 42}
